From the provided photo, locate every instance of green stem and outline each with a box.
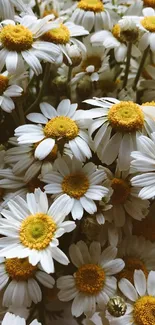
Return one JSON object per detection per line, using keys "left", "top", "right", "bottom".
{"left": 25, "top": 63, "right": 51, "bottom": 115}
{"left": 133, "top": 46, "right": 149, "bottom": 91}
{"left": 122, "top": 42, "right": 132, "bottom": 89}
{"left": 67, "top": 66, "right": 73, "bottom": 99}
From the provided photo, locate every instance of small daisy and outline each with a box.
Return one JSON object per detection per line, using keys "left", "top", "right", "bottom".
{"left": 0, "top": 14, "right": 60, "bottom": 75}
{"left": 0, "top": 188, "right": 76, "bottom": 273}
{"left": 131, "top": 133, "right": 155, "bottom": 199}
{"left": 106, "top": 269, "right": 155, "bottom": 325}
{"left": 15, "top": 99, "right": 92, "bottom": 162}
{"left": 2, "top": 312, "right": 41, "bottom": 325}
{"left": 0, "top": 257, "right": 55, "bottom": 307}
{"left": 41, "top": 156, "right": 109, "bottom": 220}
{"left": 137, "top": 7, "right": 155, "bottom": 52}
{"left": 42, "top": 20, "right": 88, "bottom": 65}
{"left": 83, "top": 97, "right": 155, "bottom": 170}
{"left": 57, "top": 241, "right": 125, "bottom": 317}
{"left": 0, "top": 71, "right": 23, "bottom": 113}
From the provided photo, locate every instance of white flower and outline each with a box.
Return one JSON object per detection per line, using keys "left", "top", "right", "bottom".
{"left": 136, "top": 7, "right": 155, "bottom": 52}
{"left": 15, "top": 99, "right": 92, "bottom": 162}
{"left": 57, "top": 241, "right": 125, "bottom": 317}
{"left": 2, "top": 312, "right": 41, "bottom": 325}
{"left": 106, "top": 269, "right": 155, "bottom": 325}
{"left": 0, "top": 188, "right": 76, "bottom": 273}
{"left": 41, "top": 156, "right": 109, "bottom": 220}
{"left": 0, "top": 15, "right": 60, "bottom": 75}
{"left": 0, "top": 256, "right": 55, "bottom": 307}
{"left": 83, "top": 97, "right": 155, "bottom": 171}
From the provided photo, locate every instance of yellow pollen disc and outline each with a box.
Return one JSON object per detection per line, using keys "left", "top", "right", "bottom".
{"left": 82, "top": 55, "right": 102, "bottom": 72}
{"left": 141, "top": 16, "right": 155, "bottom": 32}
{"left": 42, "top": 24, "right": 70, "bottom": 44}
{"left": 75, "top": 264, "right": 105, "bottom": 295}
{"left": 112, "top": 24, "right": 123, "bottom": 42}
{"left": 132, "top": 217, "right": 155, "bottom": 243}
{"left": 117, "top": 256, "right": 148, "bottom": 283}
{"left": 78, "top": 0, "right": 104, "bottom": 12}
{"left": 133, "top": 296, "right": 155, "bottom": 325}
{"left": 0, "top": 75, "right": 9, "bottom": 95}
{"left": 142, "top": 101, "right": 155, "bottom": 106}
{"left": 44, "top": 116, "right": 79, "bottom": 140}
{"left": 143, "top": 0, "right": 155, "bottom": 8}
{"left": 111, "top": 178, "right": 130, "bottom": 205}
{"left": 108, "top": 101, "right": 144, "bottom": 132}
{"left": 5, "top": 258, "right": 37, "bottom": 281}
{"left": 19, "top": 213, "right": 56, "bottom": 250}
{"left": 62, "top": 173, "right": 89, "bottom": 199}
{"left": 0, "top": 25, "right": 33, "bottom": 52}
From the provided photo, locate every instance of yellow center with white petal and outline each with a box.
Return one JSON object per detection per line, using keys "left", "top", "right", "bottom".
{"left": 117, "top": 256, "right": 148, "bottom": 283}
{"left": 0, "top": 75, "right": 9, "bottom": 95}
{"left": 108, "top": 101, "right": 144, "bottom": 132}
{"left": 42, "top": 24, "right": 70, "bottom": 44}
{"left": 75, "top": 264, "right": 105, "bottom": 295}
{"left": 78, "top": 0, "right": 104, "bottom": 12}
{"left": 19, "top": 213, "right": 56, "bottom": 250}
{"left": 5, "top": 257, "right": 37, "bottom": 281}
{"left": 143, "top": 0, "right": 155, "bottom": 8}
{"left": 141, "top": 16, "right": 155, "bottom": 32}
{"left": 112, "top": 24, "right": 123, "bottom": 42}
{"left": 112, "top": 24, "right": 139, "bottom": 43}
{"left": 82, "top": 55, "right": 102, "bottom": 72}
{"left": 133, "top": 296, "right": 155, "bottom": 325}
{"left": 133, "top": 217, "right": 155, "bottom": 243}
{"left": 0, "top": 25, "right": 33, "bottom": 52}
{"left": 44, "top": 116, "right": 79, "bottom": 140}
{"left": 62, "top": 173, "right": 89, "bottom": 199}
{"left": 111, "top": 178, "right": 130, "bottom": 205}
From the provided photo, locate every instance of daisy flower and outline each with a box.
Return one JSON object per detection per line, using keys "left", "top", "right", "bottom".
{"left": 41, "top": 156, "right": 109, "bottom": 220}
{"left": 136, "top": 7, "right": 155, "bottom": 52}
{"left": 106, "top": 269, "right": 155, "bottom": 325}
{"left": 0, "top": 256, "right": 55, "bottom": 307}
{"left": 57, "top": 241, "right": 125, "bottom": 317}
{"left": 0, "top": 188, "right": 76, "bottom": 273}
{"left": 0, "top": 71, "right": 23, "bottom": 113}
{"left": 15, "top": 99, "right": 92, "bottom": 162}
{"left": 83, "top": 97, "right": 155, "bottom": 171}
{"left": 42, "top": 20, "right": 88, "bottom": 65}
{"left": 2, "top": 312, "right": 41, "bottom": 325}
{"left": 131, "top": 133, "right": 155, "bottom": 199}
{"left": 0, "top": 14, "right": 60, "bottom": 75}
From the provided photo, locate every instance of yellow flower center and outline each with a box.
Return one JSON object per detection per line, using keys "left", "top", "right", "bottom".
{"left": 142, "top": 101, "right": 155, "bottom": 106}
{"left": 82, "top": 55, "right": 102, "bottom": 72}
{"left": 0, "top": 75, "right": 9, "bottom": 95}
{"left": 5, "top": 258, "right": 37, "bottom": 281}
{"left": 133, "top": 296, "right": 155, "bottom": 325}
{"left": 111, "top": 178, "right": 130, "bottom": 204}
{"left": 62, "top": 173, "right": 89, "bottom": 199}
{"left": 132, "top": 217, "right": 155, "bottom": 243}
{"left": 143, "top": 0, "right": 155, "bottom": 8}
{"left": 112, "top": 24, "right": 123, "bottom": 42}
{"left": 42, "top": 24, "right": 70, "bottom": 44}
{"left": 108, "top": 101, "right": 144, "bottom": 132}
{"left": 141, "top": 16, "right": 155, "bottom": 32}
{"left": 117, "top": 256, "right": 148, "bottom": 283}
{"left": 75, "top": 264, "right": 105, "bottom": 295}
{"left": 0, "top": 25, "right": 33, "bottom": 52}
{"left": 19, "top": 213, "right": 56, "bottom": 250}
{"left": 43, "top": 9, "right": 59, "bottom": 18}
{"left": 44, "top": 116, "right": 79, "bottom": 140}
{"left": 78, "top": 0, "right": 104, "bottom": 12}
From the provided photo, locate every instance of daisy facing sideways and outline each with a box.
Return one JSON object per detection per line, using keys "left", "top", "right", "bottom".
{"left": 82, "top": 97, "right": 155, "bottom": 171}
{"left": 15, "top": 99, "right": 92, "bottom": 162}
{"left": 57, "top": 241, "right": 124, "bottom": 317}
{"left": 2, "top": 312, "right": 41, "bottom": 325}
{"left": 41, "top": 156, "right": 109, "bottom": 220}
{"left": 106, "top": 269, "right": 155, "bottom": 325}
{"left": 0, "top": 188, "right": 76, "bottom": 273}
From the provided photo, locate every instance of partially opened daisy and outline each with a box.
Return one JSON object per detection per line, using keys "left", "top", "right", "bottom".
{"left": 41, "top": 156, "right": 109, "bottom": 220}
{"left": 2, "top": 312, "right": 41, "bottom": 325}
{"left": 15, "top": 99, "right": 92, "bottom": 162}
{"left": 0, "top": 257, "right": 55, "bottom": 307}
{"left": 0, "top": 71, "right": 23, "bottom": 113}
{"left": 83, "top": 97, "right": 155, "bottom": 170}
{"left": 0, "top": 188, "right": 76, "bottom": 273}
{"left": 0, "top": 14, "right": 60, "bottom": 75}
{"left": 106, "top": 269, "right": 155, "bottom": 325}
{"left": 57, "top": 241, "right": 124, "bottom": 317}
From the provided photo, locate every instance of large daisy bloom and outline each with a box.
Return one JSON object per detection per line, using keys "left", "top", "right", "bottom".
{"left": 0, "top": 14, "right": 61, "bottom": 75}
{"left": 137, "top": 7, "right": 155, "bottom": 52}
{"left": 0, "top": 188, "right": 76, "bottom": 273}
{"left": 2, "top": 312, "right": 41, "bottom": 325}
{"left": 57, "top": 241, "right": 125, "bottom": 317}
{"left": 106, "top": 269, "right": 155, "bottom": 325}
{"left": 15, "top": 99, "right": 92, "bottom": 162}
{"left": 41, "top": 156, "right": 109, "bottom": 220}
{"left": 83, "top": 97, "right": 155, "bottom": 171}
{"left": 131, "top": 133, "right": 155, "bottom": 199}
{"left": 0, "top": 71, "right": 23, "bottom": 113}
{"left": 0, "top": 256, "right": 55, "bottom": 307}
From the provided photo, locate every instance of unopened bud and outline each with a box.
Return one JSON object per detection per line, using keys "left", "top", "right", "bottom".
{"left": 64, "top": 44, "right": 82, "bottom": 67}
